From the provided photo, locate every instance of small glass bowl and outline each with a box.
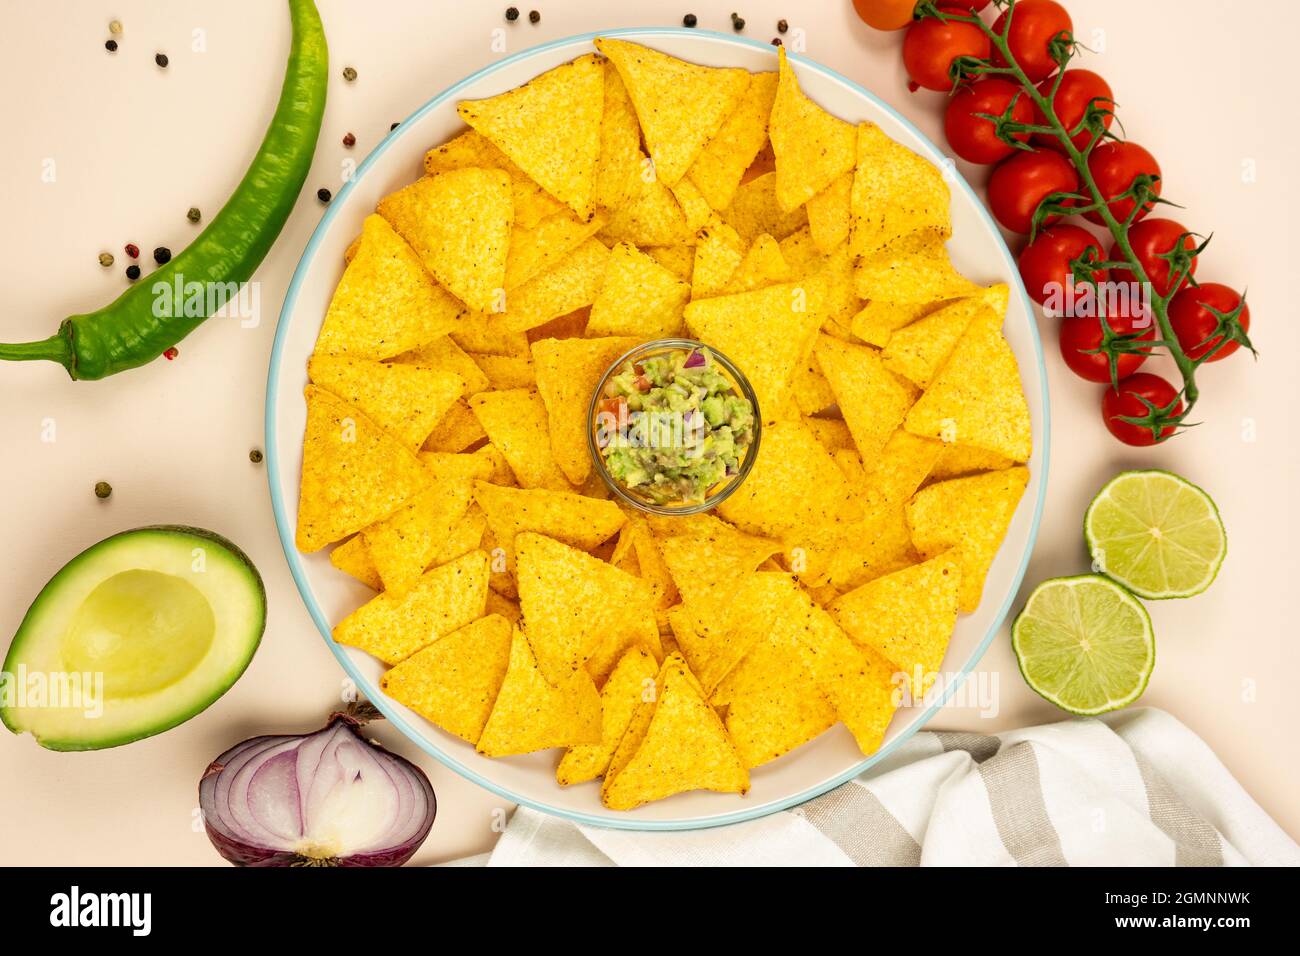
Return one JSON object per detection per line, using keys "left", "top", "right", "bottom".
{"left": 587, "top": 338, "right": 762, "bottom": 516}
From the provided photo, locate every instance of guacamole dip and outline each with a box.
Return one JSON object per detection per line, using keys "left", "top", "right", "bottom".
{"left": 595, "top": 348, "right": 755, "bottom": 506}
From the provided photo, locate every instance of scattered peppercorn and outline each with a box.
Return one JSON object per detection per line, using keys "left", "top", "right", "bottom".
{"left": 342, "top": 66, "right": 357, "bottom": 82}
{"left": 105, "top": 39, "right": 118, "bottom": 53}
{"left": 317, "top": 187, "right": 332, "bottom": 203}
{"left": 125, "top": 264, "right": 141, "bottom": 281}
{"left": 187, "top": 206, "right": 202, "bottom": 224}
{"left": 94, "top": 481, "right": 113, "bottom": 500}
{"left": 778, "top": 18, "right": 788, "bottom": 33}
{"left": 155, "top": 52, "right": 169, "bottom": 68}
{"left": 342, "top": 132, "right": 356, "bottom": 147}
{"left": 732, "top": 13, "right": 746, "bottom": 31}
{"left": 529, "top": 10, "right": 540, "bottom": 23}
{"left": 390, "top": 121, "right": 400, "bottom": 131}
{"left": 249, "top": 448, "right": 264, "bottom": 464}
{"left": 98, "top": 252, "right": 114, "bottom": 268}
{"left": 683, "top": 14, "right": 697, "bottom": 27}
{"left": 163, "top": 346, "right": 179, "bottom": 360}
{"left": 153, "top": 246, "right": 172, "bottom": 264}
{"left": 505, "top": 6, "right": 520, "bottom": 21}
{"left": 771, "top": 37, "right": 782, "bottom": 46}
{"left": 125, "top": 243, "right": 139, "bottom": 258}
{"left": 109, "top": 19, "right": 123, "bottom": 35}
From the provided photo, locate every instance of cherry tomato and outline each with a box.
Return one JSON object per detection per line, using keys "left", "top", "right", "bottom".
{"left": 1109, "top": 218, "right": 1197, "bottom": 298}
{"left": 1059, "top": 312, "right": 1155, "bottom": 384}
{"left": 851, "top": 0, "right": 916, "bottom": 31}
{"left": 1086, "top": 141, "right": 1161, "bottom": 225}
{"left": 1102, "top": 372, "right": 1182, "bottom": 446}
{"left": 1018, "top": 224, "right": 1107, "bottom": 307}
{"left": 903, "top": 8, "right": 991, "bottom": 92}
{"left": 945, "top": 79, "right": 1033, "bottom": 165}
{"left": 1033, "top": 69, "right": 1115, "bottom": 151}
{"left": 1168, "top": 283, "right": 1251, "bottom": 362}
{"left": 987, "top": 149, "right": 1078, "bottom": 234}
{"left": 992, "top": 0, "right": 1073, "bottom": 82}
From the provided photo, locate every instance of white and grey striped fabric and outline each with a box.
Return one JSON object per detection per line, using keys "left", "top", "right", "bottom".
{"left": 454, "top": 709, "right": 1299, "bottom": 867}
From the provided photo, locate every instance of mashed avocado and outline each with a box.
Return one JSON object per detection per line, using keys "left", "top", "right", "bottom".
{"left": 596, "top": 348, "right": 755, "bottom": 505}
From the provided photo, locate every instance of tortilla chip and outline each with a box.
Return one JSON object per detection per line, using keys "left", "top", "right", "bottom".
{"left": 485, "top": 589, "right": 522, "bottom": 624}
{"left": 721, "top": 233, "right": 791, "bottom": 294}
{"left": 777, "top": 226, "right": 823, "bottom": 278}
{"left": 644, "top": 244, "right": 694, "bottom": 283}
{"left": 722, "top": 171, "right": 808, "bottom": 243}
{"left": 903, "top": 310, "right": 1033, "bottom": 463}
{"left": 505, "top": 208, "right": 607, "bottom": 291}
{"left": 421, "top": 398, "right": 488, "bottom": 453}
{"left": 670, "top": 571, "right": 793, "bottom": 696}
{"left": 394, "top": 335, "right": 492, "bottom": 395}
{"left": 790, "top": 353, "right": 836, "bottom": 416}
{"left": 687, "top": 71, "right": 779, "bottom": 211}
{"left": 527, "top": 306, "right": 591, "bottom": 342}
{"left": 468, "top": 388, "right": 571, "bottom": 490}
{"left": 849, "top": 299, "right": 941, "bottom": 349}
{"left": 906, "top": 467, "right": 1029, "bottom": 612}
{"left": 296, "top": 386, "right": 434, "bottom": 552}
{"left": 457, "top": 53, "right": 604, "bottom": 219}
{"left": 668, "top": 176, "right": 714, "bottom": 234}
{"left": 332, "top": 550, "right": 489, "bottom": 665}
{"left": 472, "top": 480, "right": 625, "bottom": 579}
{"left": 615, "top": 511, "right": 678, "bottom": 608}
{"left": 377, "top": 169, "right": 513, "bottom": 313}
{"left": 473, "top": 352, "right": 536, "bottom": 390}
{"left": 601, "top": 654, "right": 749, "bottom": 809}
{"left": 659, "top": 525, "right": 779, "bottom": 607}
{"left": 770, "top": 48, "right": 856, "bottom": 212}
{"left": 883, "top": 291, "right": 1000, "bottom": 389}
{"left": 329, "top": 535, "right": 383, "bottom": 590}
{"left": 595, "top": 38, "right": 750, "bottom": 187}
{"left": 815, "top": 335, "right": 920, "bottom": 467}
{"left": 804, "top": 416, "right": 854, "bottom": 453}
{"left": 501, "top": 238, "right": 610, "bottom": 333}
{"left": 307, "top": 355, "right": 464, "bottom": 451}
{"left": 423, "top": 128, "right": 564, "bottom": 229}
{"left": 828, "top": 551, "right": 960, "bottom": 694}
{"left": 315, "top": 215, "right": 462, "bottom": 359}
{"left": 380, "top": 614, "right": 513, "bottom": 745}
{"left": 806, "top": 171, "right": 853, "bottom": 253}
{"left": 592, "top": 59, "right": 643, "bottom": 211}
{"left": 515, "top": 532, "right": 661, "bottom": 685}
{"left": 450, "top": 311, "right": 529, "bottom": 357}
{"left": 800, "top": 624, "right": 901, "bottom": 756}
{"left": 599, "top": 155, "right": 694, "bottom": 246}
{"left": 854, "top": 231, "right": 982, "bottom": 303}
{"left": 850, "top": 120, "right": 951, "bottom": 259}
{"left": 476, "top": 625, "right": 603, "bottom": 756}
{"left": 531, "top": 335, "right": 642, "bottom": 485}
{"left": 586, "top": 243, "right": 689, "bottom": 339}
{"left": 557, "top": 645, "right": 658, "bottom": 786}
{"left": 928, "top": 443, "right": 1015, "bottom": 482}
{"left": 684, "top": 279, "right": 825, "bottom": 419}
{"left": 691, "top": 218, "right": 746, "bottom": 299}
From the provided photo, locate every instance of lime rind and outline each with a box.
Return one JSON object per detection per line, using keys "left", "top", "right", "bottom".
{"left": 1012, "top": 574, "right": 1155, "bottom": 716}
{"left": 1084, "top": 469, "right": 1226, "bottom": 600}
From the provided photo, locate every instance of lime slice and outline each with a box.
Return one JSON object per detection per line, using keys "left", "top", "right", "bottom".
{"left": 1084, "top": 470, "right": 1226, "bottom": 600}
{"left": 1012, "top": 575, "right": 1154, "bottom": 716}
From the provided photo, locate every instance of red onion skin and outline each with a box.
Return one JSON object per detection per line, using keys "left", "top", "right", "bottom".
{"left": 200, "top": 715, "right": 435, "bottom": 867}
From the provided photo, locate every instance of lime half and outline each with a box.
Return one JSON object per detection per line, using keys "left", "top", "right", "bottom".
{"left": 1012, "top": 575, "right": 1154, "bottom": 715}
{"left": 1084, "top": 470, "right": 1226, "bottom": 600}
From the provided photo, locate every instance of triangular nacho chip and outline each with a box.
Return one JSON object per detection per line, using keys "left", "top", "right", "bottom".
{"left": 722, "top": 171, "right": 808, "bottom": 243}
{"left": 505, "top": 207, "right": 607, "bottom": 290}
{"left": 854, "top": 231, "right": 982, "bottom": 303}
{"left": 423, "top": 128, "right": 565, "bottom": 229}
{"left": 421, "top": 398, "right": 488, "bottom": 453}
{"left": 472, "top": 481, "right": 626, "bottom": 580}
{"left": 687, "top": 71, "right": 778, "bottom": 211}
{"left": 691, "top": 218, "right": 746, "bottom": 299}
{"left": 769, "top": 47, "right": 856, "bottom": 212}
{"left": 796, "top": 621, "right": 900, "bottom": 756}
{"left": 329, "top": 535, "right": 383, "bottom": 591}
{"left": 296, "top": 386, "right": 434, "bottom": 552}
{"left": 882, "top": 291, "right": 1000, "bottom": 388}
{"left": 379, "top": 614, "right": 513, "bottom": 745}
{"left": 849, "top": 121, "right": 952, "bottom": 260}
{"left": 468, "top": 388, "right": 571, "bottom": 490}
{"left": 586, "top": 243, "right": 689, "bottom": 339}
{"left": 306, "top": 355, "right": 464, "bottom": 451}
{"left": 599, "top": 155, "right": 694, "bottom": 246}
{"left": 849, "top": 298, "right": 943, "bottom": 349}
{"left": 457, "top": 53, "right": 604, "bottom": 219}
{"left": 315, "top": 215, "right": 463, "bottom": 359}
{"left": 806, "top": 171, "right": 853, "bottom": 254}
{"left": 592, "top": 59, "right": 643, "bottom": 211}
{"left": 721, "top": 233, "right": 791, "bottom": 294}
{"left": 501, "top": 238, "right": 610, "bottom": 333}
{"left": 595, "top": 38, "right": 750, "bottom": 187}
{"left": 814, "top": 335, "right": 920, "bottom": 467}
{"left": 394, "top": 335, "right": 491, "bottom": 395}
{"left": 557, "top": 645, "right": 658, "bottom": 786}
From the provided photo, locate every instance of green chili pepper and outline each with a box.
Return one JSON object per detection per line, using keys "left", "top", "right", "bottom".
{"left": 0, "top": 0, "right": 327, "bottom": 380}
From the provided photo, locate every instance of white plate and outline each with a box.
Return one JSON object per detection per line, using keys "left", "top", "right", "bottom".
{"left": 266, "top": 28, "right": 1050, "bottom": 830}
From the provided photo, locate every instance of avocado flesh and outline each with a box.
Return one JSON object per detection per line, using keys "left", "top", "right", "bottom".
{"left": 1, "top": 526, "right": 265, "bottom": 750}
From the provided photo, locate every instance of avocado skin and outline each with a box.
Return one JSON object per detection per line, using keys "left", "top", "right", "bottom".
{"left": 1, "top": 525, "right": 267, "bottom": 750}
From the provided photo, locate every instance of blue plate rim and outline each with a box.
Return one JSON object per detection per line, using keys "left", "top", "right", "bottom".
{"left": 265, "top": 26, "right": 1052, "bottom": 832}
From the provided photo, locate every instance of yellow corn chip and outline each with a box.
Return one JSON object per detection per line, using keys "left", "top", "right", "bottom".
{"left": 687, "top": 71, "right": 779, "bottom": 211}
{"left": 814, "top": 335, "right": 919, "bottom": 467}
{"left": 592, "top": 59, "right": 643, "bottom": 211}
{"left": 777, "top": 226, "right": 823, "bottom": 278}
{"left": 425, "top": 130, "right": 564, "bottom": 230}
{"left": 928, "top": 443, "right": 1015, "bottom": 482}
{"left": 557, "top": 645, "right": 658, "bottom": 786}
{"left": 586, "top": 243, "right": 689, "bottom": 339}
{"left": 394, "top": 335, "right": 491, "bottom": 395}
{"left": 904, "top": 311, "right": 1033, "bottom": 463}
{"left": 377, "top": 169, "right": 513, "bottom": 313}
{"left": 527, "top": 306, "right": 591, "bottom": 342}
{"left": 790, "top": 353, "right": 836, "bottom": 416}
{"left": 828, "top": 551, "right": 960, "bottom": 694}
{"left": 531, "top": 335, "right": 641, "bottom": 485}
{"left": 770, "top": 47, "right": 856, "bottom": 212}
{"left": 485, "top": 589, "right": 522, "bottom": 624}
{"left": 477, "top": 625, "right": 603, "bottom": 756}
{"left": 472, "top": 352, "right": 536, "bottom": 390}
{"left": 599, "top": 156, "right": 694, "bottom": 247}
{"left": 505, "top": 207, "right": 607, "bottom": 290}
{"left": 670, "top": 572, "right": 793, "bottom": 696}
{"left": 797, "top": 620, "right": 901, "bottom": 756}
{"left": 644, "top": 244, "right": 694, "bottom": 283}
{"left": 721, "top": 233, "right": 791, "bottom": 294}
{"left": 854, "top": 231, "right": 982, "bottom": 303}
{"left": 804, "top": 417, "right": 853, "bottom": 455}
{"left": 691, "top": 218, "right": 746, "bottom": 299}
{"left": 332, "top": 550, "right": 489, "bottom": 665}
{"left": 472, "top": 480, "right": 625, "bottom": 578}
{"left": 457, "top": 53, "right": 604, "bottom": 219}
{"left": 329, "top": 535, "right": 383, "bottom": 591}
{"left": 882, "top": 292, "right": 998, "bottom": 388}
{"left": 849, "top": 120, "right": 951, "bottom": 260}
{"left": 296, "top": 386, "right": 433, "bottom": 552}
{"left": 849, "top": 298, "right": 942, "bottom": 349}
{"left": 806, "top": 171, "right": 853, "bottom": 253}
{"left": 668, "top": 176, "right": 714, "bottom": 234}
{"left": 722, "top": 171, "right": 808, "bottom": 243}
{"left": 601, "top": 653, "right": 748, "bottom": 810}
{"left": 906, "top": 467, "right": 1029, "bottom": 612}
{"left": 307, "top": 355, "right": 464, "bottom": 451}
{"left": 595, "top": 38, "right": 750, "bottom": 187}
{"left": 315, "top": 215, "right": 462, "bottom": 359}
{"left": 450, "top": 311, "right": 528, "bottom": 357}
{"left": 380, "top": 614, "right": 513, "bottom": 745}
{"left": 468, "top": 388, "right": 571, "bottom": 490}
{"left": 422, "top": 398, "right": 488, "bottom": 453}
{"left": 659, "top": 526, "right": 779, "bottom": 607}
{"left": 501, "top": 238, "right": 610, "bottom": 333}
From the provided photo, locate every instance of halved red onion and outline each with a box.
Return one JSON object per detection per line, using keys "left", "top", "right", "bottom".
{"left": 199, "top": 706, "right": 435, "bottom": 867}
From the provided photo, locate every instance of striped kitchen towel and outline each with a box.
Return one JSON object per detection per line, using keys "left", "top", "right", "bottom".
{"left": 458, "top": 709, "right": 1299, "bottom": 867}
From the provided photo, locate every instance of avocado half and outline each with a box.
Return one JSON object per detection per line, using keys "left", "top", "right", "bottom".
{"left": 1, "top": 526, "right": 265, "bottom": 750}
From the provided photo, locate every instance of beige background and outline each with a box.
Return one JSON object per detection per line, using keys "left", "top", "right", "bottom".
{"left": 2, "top": 0, "right": 1296, "bottom": 865}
